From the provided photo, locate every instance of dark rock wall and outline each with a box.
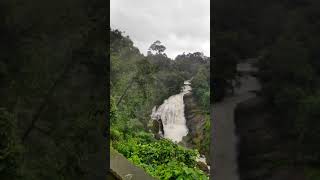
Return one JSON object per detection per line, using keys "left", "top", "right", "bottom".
{"left": 183, "top": 93, "right": 209, "bottom": 161}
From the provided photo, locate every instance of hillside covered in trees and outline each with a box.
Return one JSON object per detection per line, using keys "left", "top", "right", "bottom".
{"left": 110, "top": 29, "right": 210, "bottom": 179}
{"left": 0, "top": 0, "right": 107, "bottom": 179}
{"left": 214, "top": 0, "right": 320, "bottom": 179}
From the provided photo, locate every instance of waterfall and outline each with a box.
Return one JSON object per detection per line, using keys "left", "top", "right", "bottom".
{"left": 151, "top": 80, "right": 191, "bottom": 142}
{"left": 151, "top": 79, "right": 210, "bottom": 171}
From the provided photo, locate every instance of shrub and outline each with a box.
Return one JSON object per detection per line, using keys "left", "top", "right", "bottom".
{"left": 113, "top": 136, "right": 208, "bottom": 179}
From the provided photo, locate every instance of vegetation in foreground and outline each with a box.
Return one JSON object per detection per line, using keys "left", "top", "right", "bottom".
{"left": 1, "top": 1, "right": 106, "bottom": 179}
{"left": 112, "top": 131, "right": 208, "bottom": 179}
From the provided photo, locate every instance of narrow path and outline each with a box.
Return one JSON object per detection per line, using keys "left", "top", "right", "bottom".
{"left": 211, "top": 62, "right": 260, "bottom": 180}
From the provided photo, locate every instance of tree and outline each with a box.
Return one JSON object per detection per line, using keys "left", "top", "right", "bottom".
{"left": 148, "top": 40, "right": 166, "bottom": 55}
{"left": 0, "top": 1, "right": 107, "bottom": 179}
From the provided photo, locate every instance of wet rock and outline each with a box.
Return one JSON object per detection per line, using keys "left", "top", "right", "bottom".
{"left": 151, "top": 119, "right": 159, "bottom": 134}
{"left": 151, "top": 119, "right": 164, "bottom": 139}
{"left": 183, "top": 92, "right": 209, "bottom": 160}
{"left": 196, "top": 161, "right": 209, "bottom": 174}
{"left": 158, "top": 119, "right": 164, "bottom": 136}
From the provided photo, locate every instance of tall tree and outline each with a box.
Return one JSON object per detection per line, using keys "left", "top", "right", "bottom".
{"left": 148, "top": 40, "right": 166, "bottom": 55}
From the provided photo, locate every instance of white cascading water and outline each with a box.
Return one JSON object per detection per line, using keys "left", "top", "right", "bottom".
{"left": 151, "top": 79, "right": 210, "bottom": 170}
{"left": 151, "top": 80, "right": 192, "bottom": 142}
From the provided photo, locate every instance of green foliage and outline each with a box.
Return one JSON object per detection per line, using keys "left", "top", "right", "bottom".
{"left": 0, "top": 109, "right": 22, "bottom": 180}
{"left": 305, "top": 167, "right": 320, "bottom": 180}
{"left": 152, "top": 161, "right": 208, "bottom": 180}
{"left": 110, "top": 96, "right": 118, "bottom": 124}
{"left": 192, "top": 65, "right": 210, "bottom": 110}
{"left": 110, "top": 28, "right": 192, "bottom": 132}
{"left": 257, "top": 20, "right": 320, "bottom": 161}
{"left": 189, "top": 61, "right": 211, "bottom": 158}
{"left": 148, "top": 40, "right": 166, "bottom": 55}
{"left": 1, "top": 1, "right": 107, "bottom": 179}
{"left": 217, "top": 0, "right": 320, "bottom": 171}
{"left": 110, "top": 128, "right": 122, "bottom": 142}
{"left": 110, "top": 28, "right": 209, "bottom": 179}
{"left": 175, "top": 52, "right": 209, "bottom": 79}
{"left": 202, "top": 114, "right": 211, "bottom": 157}
{"left": 113, "top": 137, "right": 208, "bottom": 180}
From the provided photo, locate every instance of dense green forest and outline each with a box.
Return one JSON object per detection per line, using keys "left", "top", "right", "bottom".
{"left": 110, "top": 29, "right": 210, "bottom": 179}
{"left": 0, "top": 0, "right": 106, "bottom": 179}
{"left": 214, "top": 0, "right": 320, "bottom": 178}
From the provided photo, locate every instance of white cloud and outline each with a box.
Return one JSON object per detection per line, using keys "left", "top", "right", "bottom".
{"left": 111, "top": 0, "right": 210, "bottom": 59}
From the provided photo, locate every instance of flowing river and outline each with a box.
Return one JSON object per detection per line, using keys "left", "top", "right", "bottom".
{"left": 151, "top": 80, "right": 191, "bottom": 142}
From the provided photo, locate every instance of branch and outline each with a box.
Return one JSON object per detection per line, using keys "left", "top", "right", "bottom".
{"left": 116, "top": 77, "right": 136, "bottom": 106}
{"left": 22, "top": 57, "right": 76, "bottom": 142}
{"left": 34, "top": 125, "right": 52, "bottom": 137}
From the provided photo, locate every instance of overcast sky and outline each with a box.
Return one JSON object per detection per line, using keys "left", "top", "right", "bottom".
{"left": 111, "top": 0, "right": 210, "bottom": 59}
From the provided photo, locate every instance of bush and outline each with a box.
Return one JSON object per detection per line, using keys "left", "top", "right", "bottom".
{"left": 113, "top": 136, "right": 208, "bottom": 179}
{"left": 153, "top": 160, "right": 208, "bottom": 180}
{"left": 110, "top": 128, "right": 123, "bottom": 141}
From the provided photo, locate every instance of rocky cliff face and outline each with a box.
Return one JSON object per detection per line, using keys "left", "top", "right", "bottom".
{"left": 183, "top": 92, "right": 209, "bottom": 161}
{"left": 151, "top": 119, "right": 164, "bottom": 140}
{"left": 183, "top": 92, "right": 210, "bottom": 174}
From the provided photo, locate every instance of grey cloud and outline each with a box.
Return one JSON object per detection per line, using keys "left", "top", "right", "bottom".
{"left": 111, "top": 0, "right": 210, "bottom": 59}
